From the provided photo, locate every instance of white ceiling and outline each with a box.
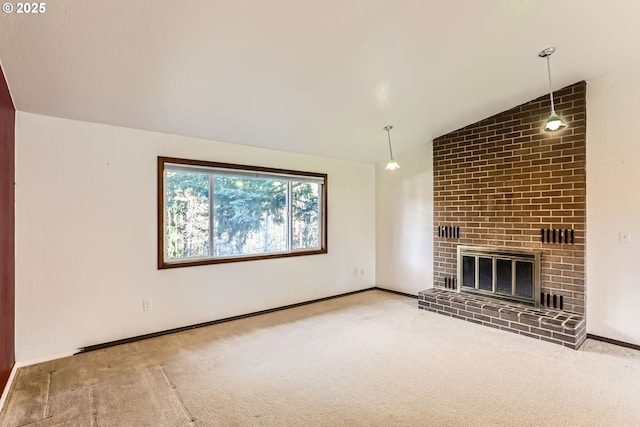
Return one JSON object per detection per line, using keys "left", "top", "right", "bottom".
{"left": 2, "top": 0, "right": 640, "bottom": 163}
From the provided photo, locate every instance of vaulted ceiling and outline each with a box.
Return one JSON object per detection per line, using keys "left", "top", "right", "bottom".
{"left": 1, "top": 1, "right": 639, "bottom": 163}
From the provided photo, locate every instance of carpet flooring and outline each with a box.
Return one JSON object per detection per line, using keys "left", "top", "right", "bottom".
{"left": 1, "top": 290, "right": 639, "bottom": 426}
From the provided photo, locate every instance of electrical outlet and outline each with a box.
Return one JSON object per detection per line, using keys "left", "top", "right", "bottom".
{"left": 142, "top": 300, "right": 151, "bottom": 312}
{"left": 619, "top": 232, "right": 631, "bottom": 243}
{"left": 353, "top": 267, "right": 358, "bottom": 275}
{"left": 360, "top": 269, "right": 364, "bottom": 275}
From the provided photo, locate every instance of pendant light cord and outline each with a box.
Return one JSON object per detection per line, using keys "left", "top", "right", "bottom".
{"left": 386, "top": 129, "right": 394, "bottom": 158}
{"left": 546, "top": 56, "right": 556, "bottom": 113}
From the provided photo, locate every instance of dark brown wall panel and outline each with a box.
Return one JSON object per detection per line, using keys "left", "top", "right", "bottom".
{"left": 433, "top": 82, "right": 586, "bottom": 314}
{"left": 0, "top": 65, "right": 15, "bottom": 394}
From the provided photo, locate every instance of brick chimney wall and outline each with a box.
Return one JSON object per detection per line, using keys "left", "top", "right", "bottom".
{"left": 433, "top": 81, "right": 586, "bottom": 314}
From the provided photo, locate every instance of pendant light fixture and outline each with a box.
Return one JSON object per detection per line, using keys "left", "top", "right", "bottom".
{"left": 383, "top": 125, "right": 400, "bottom": 170}
{"left": 538, "top": 47, "right": 568, "bottom": 132}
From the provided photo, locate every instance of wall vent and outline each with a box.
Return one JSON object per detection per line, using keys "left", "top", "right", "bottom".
{"left": 437, "top": 226, "right": 460, "bottom": 239}
{"left": 443, "top": 276, "right": 457, "bottom": 290}
{"left": 541, "top": 228, "right": 575, "bottom": 244}
{"left": 540, "top": 292, "right": 564, "bottom": 310}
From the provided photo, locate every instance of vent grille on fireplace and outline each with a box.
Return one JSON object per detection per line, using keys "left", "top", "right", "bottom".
{"left": 457, "top": 246, "right": 541, "bottom": 307}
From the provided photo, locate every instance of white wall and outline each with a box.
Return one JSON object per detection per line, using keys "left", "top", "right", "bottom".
{"left": 15, "top": 112, "right": 376, "bottom": 361}
{"left": 375, "top": 143, "right": 433, "bottom": 295}
{"left": 587, "top": 62, "right": 640, "bottom": 346}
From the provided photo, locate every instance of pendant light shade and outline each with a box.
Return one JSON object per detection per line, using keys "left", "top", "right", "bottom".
{"left": 539, "top": 47, "right": 568, "bottom": 132}
{"left": 383, "top": 125, "right": 400, "bottom": 170}
{"left": 544, "top": 113, "right": 567, "bottom": 132}
{"left": 386, "top": 158, "right": 400, "bottom": 170}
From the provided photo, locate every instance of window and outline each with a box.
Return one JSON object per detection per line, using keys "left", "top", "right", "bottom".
{"left": 158, "top": 157, "right": 327, "bottom": 268}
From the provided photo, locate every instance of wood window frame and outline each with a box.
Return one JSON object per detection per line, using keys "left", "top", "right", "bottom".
{"left": 157, "top": 156, "right": 328, "bottom": 269}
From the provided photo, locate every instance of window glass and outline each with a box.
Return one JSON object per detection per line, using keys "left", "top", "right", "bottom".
{"left": 292, "top": 181, "right": 320, "bottom": 250}
{"left": 165, "top": 170, "right": 210, "bottom": 259}
{"left": 213, "top": 176, "right": 287, "bottom": 257}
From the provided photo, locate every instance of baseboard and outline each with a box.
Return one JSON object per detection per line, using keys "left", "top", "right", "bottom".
{"left": 78, "top": 287, "right": 378, "bottom": 354}
{"left": 374, "top": 287, "right": 418, "bottom": 299}
{"left": 587, "top": 334, "right": 640, "bottom": 351}
{"left": 0, "top": 364, "right": 18, "bottom": 414}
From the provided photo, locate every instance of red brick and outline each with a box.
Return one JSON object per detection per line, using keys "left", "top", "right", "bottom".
{"left": 433, "top": 82, "right": 585, "bottom": 313}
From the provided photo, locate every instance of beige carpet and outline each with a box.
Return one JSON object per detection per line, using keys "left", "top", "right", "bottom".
{"left": 2, "top": 290, "right": 640, "bottom": 426}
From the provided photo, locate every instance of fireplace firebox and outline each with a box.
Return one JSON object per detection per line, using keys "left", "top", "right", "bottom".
{"left": 457, "top": 246, "right": 541, "bottom": 307}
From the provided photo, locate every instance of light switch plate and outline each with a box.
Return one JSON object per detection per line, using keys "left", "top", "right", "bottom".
{"left": 619, "top": 231, "right": 631, "bottom": 243}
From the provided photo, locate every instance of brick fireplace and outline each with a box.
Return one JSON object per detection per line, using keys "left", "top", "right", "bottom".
{"left": 419, "top": 82, "right": 587, "bottom": 348}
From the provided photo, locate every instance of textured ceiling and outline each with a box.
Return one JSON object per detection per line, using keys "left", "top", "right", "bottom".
{"left": 1, "top": 0, "right": 640, "bottom": 163}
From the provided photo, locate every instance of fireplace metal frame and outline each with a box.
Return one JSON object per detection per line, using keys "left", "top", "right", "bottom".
{"left": 456, "top": 245, "right": 541, "bottom": 307}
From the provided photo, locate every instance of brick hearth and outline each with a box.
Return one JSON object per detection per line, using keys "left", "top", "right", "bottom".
{"left": 418, "top": 288, "right": 586, "bottom": 349}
